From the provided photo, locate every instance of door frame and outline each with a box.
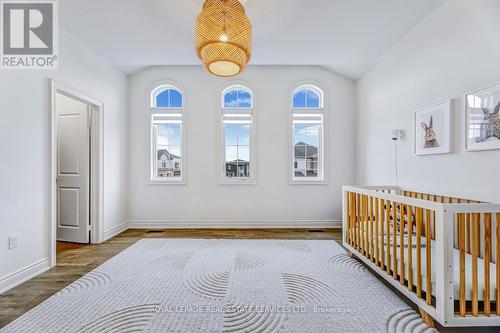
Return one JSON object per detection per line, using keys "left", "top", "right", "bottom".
{"left": 49, "top": 80, "right": 104, "bottom": 267}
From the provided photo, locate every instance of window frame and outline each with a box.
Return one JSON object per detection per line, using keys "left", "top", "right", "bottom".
{"left": 148, "top": 83, "right": 187, "bottom": 185}
{"left": 292, "top": 84, "right": 324, "bottom": 109}
{"left": 219, "top": 84, "right": 256, "bottom": 185}
{"left": 289, "top": 83, "right": 327, "bottom": 185}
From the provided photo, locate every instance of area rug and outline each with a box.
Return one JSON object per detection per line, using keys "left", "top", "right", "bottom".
{"left": 1, "top": 239, "right": 436, "bottom": 332}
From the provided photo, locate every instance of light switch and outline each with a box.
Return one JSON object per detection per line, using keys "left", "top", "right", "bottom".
{"left": 8, "top": 235, "right": 19, "bottom": 249}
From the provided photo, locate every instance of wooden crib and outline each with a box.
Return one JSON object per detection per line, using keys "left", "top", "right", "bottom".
{"left": 342, "top": 186, "right": 500, "bottom": 327}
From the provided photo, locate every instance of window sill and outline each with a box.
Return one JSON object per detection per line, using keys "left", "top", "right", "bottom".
{"left": 147, "top": 180, "right": 186, "bottom": 186}
{"left": 219, "top": 179, "right": 256, "bottom": 186}
{"left": 289, "top": 179, "right": 327, "bottom": 185}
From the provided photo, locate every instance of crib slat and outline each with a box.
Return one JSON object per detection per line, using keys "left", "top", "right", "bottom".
{"left": 356, "top": 193, "right": 360, "bottom": 251}
{"left": 407, "top": 205, "right": 413, "bottom": 291}
{"left": 458, "top": 213, "right": 466, "bottom": 317}
{"left": 364, "top": 196, "right": 370, "bottom": 258}
{"left": 484, "top": 213, "right": 491, "bottom": 316}
{"left": 360, "top": 194, "right": 364, "bottom": 254}
{"left": 380, "top": 199, "right": 385, "bottom": 269}
{"left": 347, "top": 192, "right": 354, "bottom": 246}
{"left": 425, "top": 208, "right": 432, "bottom": 305}
{"left": 372, "top": 196, "right": 376, "bottom": 262}
{"left": 399, "top": 203, "right": 405, "bottom": 285}
{"left": 360, "top": 195, "right": 366, "bottom": 255}
{"left": 375, "top": 197, "right": 379, "bottom": 265}
{"left": 471, "top": 213, "right": 479, "bottom": 316}
{"left": 360, "top": 194, "right": 365, "bottom": 254}
{"left": 466, "top": 201, "right": 471, "bottom": 254}
{"left": 369, "top": 196, "right": 374, "bottom": 261}
{"left": 366, "top": 195, "right": 369, "bottom": 256}
{"left": 496, "top": 212, "right": 500, "bottom": 316}
{"left": 365, "top": 195, "right": 369, "bottom": 257}
{"left": 392, "top": 201, "right": 398, "bottom": 279}
{"left": 379, "top": 199, "right": 383, "bottom": 268}
{"left": 353, "top": 193, "right": 357, "bottom": 249}
{"left": 372, "top": 196, "right": 376, "bottom": 261}
{"left": 385, "top": 199, "right": 390, "bottom": 274}
{"left": 351, "top": 192, "right": 356, "bottom": 247}
{"left": 416, "top": 207, "right": 422, "bottom": 298}
{"left": 433, "top": 195, "right": 438, "bottom": 241}
{"left": 364, "top": 195, "right": 369, "bottom": 256}
{"left": 348, "top": 192, "right": 353, "bottom": 246}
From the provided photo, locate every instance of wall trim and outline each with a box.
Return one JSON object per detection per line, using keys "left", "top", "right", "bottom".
{"left": 0, "top": 258, "right": 51, "bottom": 294}
{"left": 103, "top": 221, "right": 129, "bottom": 241}
{"left": 127, "top": 220, "right": 341, "bottom": 229}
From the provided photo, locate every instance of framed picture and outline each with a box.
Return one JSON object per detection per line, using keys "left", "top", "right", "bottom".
{"left": 465, "top": 82, "right": 500, "bottom": 151}
{"left": 414, "top": 100, "right": 452, "bottom": 155}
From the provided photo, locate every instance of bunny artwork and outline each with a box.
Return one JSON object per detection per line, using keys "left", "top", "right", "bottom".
{"left": 481, "top": 101, "right": 500, "bottom": 141}
{"left": 421, "top": 116, "right": 439, "bottom": 148}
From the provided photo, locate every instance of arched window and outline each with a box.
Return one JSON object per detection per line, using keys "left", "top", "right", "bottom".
{"left": 292, "top": 85, "right": 323, "bottom": 109}
{"left": 152, "top": 86, "right": 183, "bottom": 108}
{"left": 222, "top": 85, "right": 253, "bottom": 109}
{"left": 149, "top": 84, "right": 185, "bottom": 184}
{"left": 290, "top": 84, "right": 325, "bottom": 183}
{"left": 220, "top": 85, "right": 255, "bottom": 184}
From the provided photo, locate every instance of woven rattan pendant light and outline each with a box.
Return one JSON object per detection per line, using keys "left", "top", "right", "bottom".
{"left": 195, "top": 0, "right": 252, "bottom": 77}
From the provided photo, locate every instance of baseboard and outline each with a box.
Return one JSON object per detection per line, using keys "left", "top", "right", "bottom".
{"left": 127, "top": 220, "right": 341, "bottom": 229}
{"left": 0, "top": 258, "right": 51, "bottom": 294}
{"left": 103, "top": 221, "right": 129, "bottom": 241}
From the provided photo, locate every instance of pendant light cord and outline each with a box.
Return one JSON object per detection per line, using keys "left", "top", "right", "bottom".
{"left": 394, "top": 140, "right": 399, "bottom": 186}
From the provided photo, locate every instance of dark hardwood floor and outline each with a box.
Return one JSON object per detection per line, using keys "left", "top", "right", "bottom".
{"left": 0, "top": 228, "right": 497, "bottom": 332}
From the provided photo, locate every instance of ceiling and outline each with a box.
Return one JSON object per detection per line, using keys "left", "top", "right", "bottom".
{"left": 60, "top": 0, "right": 445, "bottom": 79}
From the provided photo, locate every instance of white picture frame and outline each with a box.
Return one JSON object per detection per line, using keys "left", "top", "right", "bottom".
{"left": 465, "top": 82, "right": 500, "bottom": 152}
{"left": 414, "top": 100, "right": 452, "bottom": 156}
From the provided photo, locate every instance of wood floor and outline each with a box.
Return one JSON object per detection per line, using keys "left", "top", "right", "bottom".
{"left": 0, "top": 228, "right": 496, "bottom": 332}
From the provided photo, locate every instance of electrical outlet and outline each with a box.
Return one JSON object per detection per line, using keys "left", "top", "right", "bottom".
{"left": 8, "top": 235, "right": 19, "bottom": 249}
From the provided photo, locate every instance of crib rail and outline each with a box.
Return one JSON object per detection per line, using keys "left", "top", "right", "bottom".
{"left": 342, "top": 186, "right": 500, "bottom": 327}
{"left": 401, "top": 189, "right": 484, "bottom": 205}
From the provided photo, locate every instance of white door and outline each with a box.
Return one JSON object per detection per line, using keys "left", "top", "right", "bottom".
{"left": 56, "top": 92, "right": 91, "bottom": 243}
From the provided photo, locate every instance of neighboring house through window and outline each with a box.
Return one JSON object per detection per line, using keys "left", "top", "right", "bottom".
{"left": 220, "top": 85, "right": 255, "bottom": 184}
{"left": 150, "top": 84, "right": 185, "bottom": 184}
{"left": 290, "top": 84, "right": 325, "bottom": 183}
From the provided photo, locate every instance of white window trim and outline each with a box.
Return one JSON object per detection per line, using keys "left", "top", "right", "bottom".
{"left": 289, "top": 82, "right": 327, "bottom": 185}
{"left": 219, "top": 84, "right": 256, "bottom": 185}
{"left": 147, "top": 82, "right": 187, "bottom": 185}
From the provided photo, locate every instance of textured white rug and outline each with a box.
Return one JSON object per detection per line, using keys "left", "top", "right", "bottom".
{"left": 1, "top": 239, "right": 437, "bottom": 333}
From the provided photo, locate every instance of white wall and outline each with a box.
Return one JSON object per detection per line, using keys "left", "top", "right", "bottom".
{"left": 128, "top": 66, "right": 356, "bottom": 226}
{"left": 0, "top": 30, "right": 128, "bottom": 289}
{"left": 356, "top": 0, "right": 500, "bottom": 202}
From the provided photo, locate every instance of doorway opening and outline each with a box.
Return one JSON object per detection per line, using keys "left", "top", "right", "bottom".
{"left": 49, "top": 80, "right": 103, "bottom": 267}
